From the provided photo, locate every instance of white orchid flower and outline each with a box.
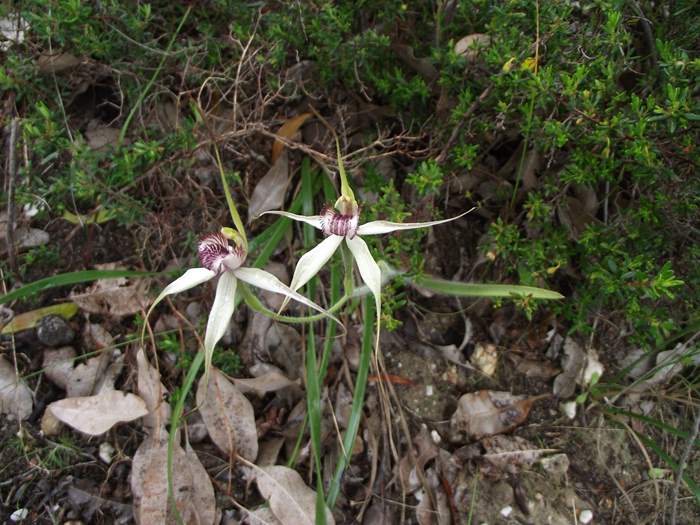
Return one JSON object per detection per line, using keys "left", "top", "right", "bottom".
{"left": 146, "top": 228, "right": 340, "bottom": 374}
{"left": 262, "top": 196, "right": 471, "bottom": 321}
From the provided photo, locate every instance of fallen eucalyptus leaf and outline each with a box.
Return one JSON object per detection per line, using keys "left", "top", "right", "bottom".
{"left": 1, "top": 303, "right": 78, "bottom": 335}
{"left": 552, "top": 337, "right": 585, "bottom": 398}
{"left": 43, "top": 346, "right": 111, "bottom": 397}
{"left": 196, "top": 367, "right": 258, "bottom": 461}
{"left": 271, "top": 113, "right": 312, "bottom": 163}
{"left": 136, "top": 348, "right": 171, "bottom": 433}
{"left": 37, "top": 52, "right": 81, "bottom": 74}
{"left": 255, "top": 465, "right": 335, "bottom": 525}
{"left": 233, "top": 370, "right": 298, "bottom": 397}
{"left": 248, "top": 151, "right": 290, "bottom": 221}
{"left": 131, "top": 437, "right": 216, "bottom": 525}
{"left": 481, "top": 435, "right": 554, "bottom": 475}
{"left": 450, "top": 390, "right": 535, "bottom": 441}
{"left": 71, "top": 264, "right": 148, "bottom": 318}
{"left": 0, "top": 356, "right": 33, "bottom": 420}
{"left": 48, "top": 389, "right": 147, "bottom": 435}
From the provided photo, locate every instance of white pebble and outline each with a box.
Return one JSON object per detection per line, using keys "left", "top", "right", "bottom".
{"left": 579, "top": 509, "right": 593, "bottom": 523}
{"left": 500, "top": 505, "right": 513, "bottom": 517}
{"left": 99, "top": 442, "right": 115, "bottom": 464}
{"left": 425, "top": 385, "right": 434, "bottom": 396}
{"left": 430, "top": 430, "right": 442, "bottom": 444}
{"left": 10, "top": 509, "right": 28, "bottom": 522}
{"left": 562, "top": 401, "right": 577, "bottom": 419}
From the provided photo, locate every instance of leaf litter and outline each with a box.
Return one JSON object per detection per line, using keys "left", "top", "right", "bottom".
{"left": 0, "top": 356, "right": 33, "bottom": 420}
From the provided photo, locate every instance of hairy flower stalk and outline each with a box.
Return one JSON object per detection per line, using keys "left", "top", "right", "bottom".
{"left": 145, "top": 228, "right": 339, "bottom": 376}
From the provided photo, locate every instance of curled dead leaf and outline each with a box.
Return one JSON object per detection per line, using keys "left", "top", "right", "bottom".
{"left": 48, "top": 389, "right": 147, "bottom": 435}
{"left": 233, "top": 370, "right": 298, "bottom": 397}
{"left": 70, "top": 264, "right": 148, "bottom": 318}
{"left": 196, "top": 367, "right": 258, "bottom": 461}
{"left": 248, "top": 150, "right": 290, "bottom": 221}
{"left": 0, "top": 357, "right": 33, "bottom": 420}
{"left": 136, "top": 348, "right": 171, "bottom": 434}
{"left": 271, "top": 113, "right": 312, "bottom": 163}
{"left": 255, "top": 465, "right": 335, "bottom": 525}
{"left": 450, "top": 390, "right": 535, "bottom": 441}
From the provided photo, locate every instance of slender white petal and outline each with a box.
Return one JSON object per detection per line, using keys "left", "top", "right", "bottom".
{"left": 233, "top": 267, "right": 341, "bottom": 326}
{"left": 357, "top": 209, "right": 473, "bottom": 236}
{"left": 277, "top": 234, "right": 344, "bottom": 313}
{"left": 203, "top": 272, "right": 238, "bottom": 375}
{"left": 345, "top": 235, "right": 382, "bottom": 316}
{"left": 147, "top": 268, "right": 215, "bottom": 318}
{"left": 258, "top": 210, "right": 323, "bottom": 230}
{"left": 290, "top": 235, "right": 344, "bottom": 292}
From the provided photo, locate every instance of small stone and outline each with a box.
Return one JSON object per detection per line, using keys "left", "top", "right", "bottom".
{"left": 425, "top": 385, "right": 434, "bottom": 396}
{"left": 99, "top": 442, "right": 115, "bottom": 464}
{"left": 562, "top": 401, "right": 577, "bottom": 419}
{"left": 539, "top": 453, "right": 570, "bottom": 478}
{"left": 579, "top": 509, "right": 593, "bottom": 523}
{"left": 470, "top": 342, "right": 498, "bottom": 376}
{"left": 40, "top": 408, "right": 62, "bottom": 436}
{"left": 431, "top": 430, "right": 442, "bottom": 444}
{"left": 499, "top": 505, "right": 513, "bottom": 517}
{"left": 10, "top": 509, "right": 28, "bottom": 522}
{"left": 37, "top": 315, "right": 74, "bottom": 347}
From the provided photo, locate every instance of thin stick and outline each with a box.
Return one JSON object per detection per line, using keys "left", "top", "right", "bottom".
{"left": 670, "top": 406, "right": 700, "bottom": 524}
{"left": 5, "top": 117, "right": 19, "bottom": 274}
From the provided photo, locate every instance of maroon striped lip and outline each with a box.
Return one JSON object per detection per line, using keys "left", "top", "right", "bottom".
{"left": 320, "top": 204, "right": 360, "bottom": 238}
{"left": 198, "top": 232, "right": 246, "bottom": 273}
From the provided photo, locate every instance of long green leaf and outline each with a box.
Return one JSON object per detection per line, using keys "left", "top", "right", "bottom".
{"left": 411, "top": 275, "right": 564, "bottom": 300}
{"left": 0, "top": 270, "right": 160, "bottom": 305}
{"left": 327, "top": 296, "right": 374, "bottom": 507}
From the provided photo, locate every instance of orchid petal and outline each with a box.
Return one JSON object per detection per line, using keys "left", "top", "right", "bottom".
{"left": 146, "top": 267, "right": 215, "bottom": 319}
{"left": 290, "top": 234, "right": 344, "bottom": 292}
{"left": 233, "top": 267, "right": 341, "bottom": 326}
{"left": 277, "top": 234, "right": 344, "bottom": 313}
{"left": 203, "top": 271, "right": 238, "bottom": 375}
{"left": 357, "top": 209, "right": 472, "bottom": 236}
{"left": 258, "top": 210, "right": 323, "bottom": 230}
{"left": 345, "top": 235, "right": 382, "bottom": 317}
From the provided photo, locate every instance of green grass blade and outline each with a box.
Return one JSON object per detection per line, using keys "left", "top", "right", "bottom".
{"left": 0, "top": 269, "right": 161, "bottom": 305}
{"left": 606, "top": 407, "right": 700, "bottom": 447}
{"left": 636, "top": 432, "right": 700, "bottom": 506}
{"left": 327, "top": 296, "right": 374, "bottom": 507}
{"left": 411, "top": 275, "right": 564, "bottom": 300}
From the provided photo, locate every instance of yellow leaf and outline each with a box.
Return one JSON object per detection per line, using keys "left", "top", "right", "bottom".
{"left": 63, "top": 208, "right": 116, "bottom": 225}
{"left": 271, "top": 113, "right": 312, "bottom": 163}
{"left": 1, "top": 303, "right": 79, "bottom": 334}
{"left": 502, "top": 57, "right": 516, "bottom": 72}
{"left": 520, "top": 57, "right": 538, "bottom": 72}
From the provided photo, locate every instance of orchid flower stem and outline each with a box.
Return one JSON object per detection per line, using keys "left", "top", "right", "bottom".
{"left": 212, "top": 143, "right": 247, "bottom": 249}
{"left": 240, "top": 283, "right": 350, "bottom": 324}
{"left": 327, "top": 295, "right": 374, "bottom": 507}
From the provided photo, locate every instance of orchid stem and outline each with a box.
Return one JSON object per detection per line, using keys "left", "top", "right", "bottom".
{"left": 212, "top": 144, "right": 247, "bottom": 249}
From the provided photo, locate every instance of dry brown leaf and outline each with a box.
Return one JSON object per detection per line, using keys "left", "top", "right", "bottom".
{"left": 454, "top": 34, "right": 491, "bottom": 61}
{"left": 0, "top": 303, "right": 78, "bottom": 335}
{"left": 0, "top": 356, "right": 33, "bottom": 420}
{"left": 450, "top": 390, "right": 535, "bottom": 441}
{"left": 271, "top": 113, "right": 312, "bottom": 163}
{"left": 43, "top": 347, "right": 111, "bottom": 397}
{"left": 247, "top": 507, "right": 282, "bottom": 525}
{"left": 248, "top": 151, "right": 290, "bottom": 221}
{"left": 392, "top": 44, "right": 439, "bottom": 83}
{"left": 131, "top": 437, "right": 216, "bottom": 525}
{"left": 255, "top": 465, "right": 335, "bottom": 525}
{"left": 196, "top": 367, "right": 258, "bottom": 461}
{"left": 37, "top": 52, "right": 81, "bottom": 74}
{"left": 233, "top": 371, "right": 297, "bottom": 397}
{"left": 553, "top": 337, "right": 586, "bottom": 398}
{"left": 48, "top": 389, "right": 147, "bottom": 435}
{"left": 256, "top": 437, "right": 286, "bottom": 467}
{"left": 71, "top": 264, "right": 148, "bottom": 318}
{"left": 136, "top": 348, "right": 171, "bottom": 433}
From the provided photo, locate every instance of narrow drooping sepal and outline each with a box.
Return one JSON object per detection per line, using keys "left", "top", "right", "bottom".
{"left": 345, "top": 235, "right": 382, "bottom": 318}
{"left": 233, "top": 267, "right": 342, "bottom": 327}
{"left": 357, "top": 209, "right": 473, "bottom": 236}
{"left": 258, "top": 210, "right": 324, "bottom": 230}
{"left": 203, "top": 271, "right": 238, "bottom": 376}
